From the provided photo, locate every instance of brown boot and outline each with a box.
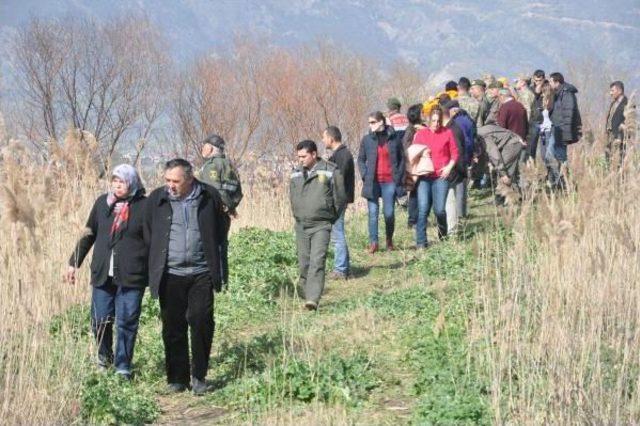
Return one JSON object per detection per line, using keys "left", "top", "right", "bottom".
{"left": 368, "top": 243, "right": 379, "bottom": 254}
{"left": 386, "top": 238, "right": 395, "bottom": 251}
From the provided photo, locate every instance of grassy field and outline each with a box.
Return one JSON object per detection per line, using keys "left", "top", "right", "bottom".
{"left": 50, "top": 192, "right": 495, "bottom": 425}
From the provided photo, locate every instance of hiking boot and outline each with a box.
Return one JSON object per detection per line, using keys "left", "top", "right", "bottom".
{"left": 386, "top": 238, "right": 395, "bottom": 251}
{"left": 191, "top": 377, "right": 211, "bottom": 396}
{"left": 368, "top": 243, "right": 379, "bottom": 254}
{"left": 329, "top": 271, "right": 348, "bottom": 280}
{"left": 304, "top": 301, "right": 318, "bottom": 311}
{"left": 167, "top": 383, "right": 188, "bottom": 393}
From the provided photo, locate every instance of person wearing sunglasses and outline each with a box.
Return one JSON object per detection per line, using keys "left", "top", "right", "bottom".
{"left": 357, "top": 111, "right": 406, "bottom": 253}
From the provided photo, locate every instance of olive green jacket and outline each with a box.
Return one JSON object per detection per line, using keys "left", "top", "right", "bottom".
{"left": 289, "top": 159, "right": 347, "bottom": 228}
{"left": 198, "top": 154, "right": 243, "bottom": 213}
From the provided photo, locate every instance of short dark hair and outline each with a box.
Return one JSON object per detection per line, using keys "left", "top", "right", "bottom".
{"left": 445, "top": 80, "right": 458, "bottom": 91}
{"left": 610, "top": 80, "right": 625, "bottom": 92}
{"left": 458, "top": 77, "right": 471, "bottom": 91}
{"left": 549, "top": 72, "right": 564, "bottom": 84}
{"left": 369, "top": 111, "right": 385, "bottom": 123}
{"left": 533, "top": 69, "right": 545, "bottom": 79}
{"left": 406, "top": 104, "right": 423, "bottom": 125}
{"left": 165, "top": 158, "right": 193, "bottom": 178}
{"left": 296, "top": 139, "right": 317, "bottom": 153}
{"left": 324, "top": 126, "right": 342, "bottom": 142}
{"left": 438, "top": 93, "right": 451, "bottom": 104}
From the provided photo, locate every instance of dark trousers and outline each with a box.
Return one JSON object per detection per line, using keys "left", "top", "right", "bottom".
{"left": 91, "top": 278, "right": 144, "bottom": 374}
{"left": 407, "top": 188, "right": 418, "bottom": 226}
{"left": 159, "top": 272, "right": 215, "bottom": 384}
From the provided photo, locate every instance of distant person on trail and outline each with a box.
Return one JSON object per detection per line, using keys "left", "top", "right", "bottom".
{"left": 477, "top": 124, "right": 525, "bottom": 204}
{"left": 386, "top": 97, "right": 409, "bottom": 133}
{"left": 358, "top": 111, "right": 406, "bottom": 253}
{"left": 197, "top": 134, "right": 243, "bottom": 286}
{"left": 411, "top": 106, "right": 458, "bottom": 248}
{"left": 66, "top": 164, "right": 147, "bottom": 381}
{"left": 470, "top": 79, "right": 492, "bottom": 128}
{"left": 485, "top": 81, "right": 501, "bottom": 126}
{"left": 402, "top": 103, "right": 427, "bottom": 229}
{"left": 549, "top": 72, "right": 582, "bottom": 190}
{"left": 527, "top": 69, "right": 547, "bottom": 161}
{"left": 442, "top": 101, "right": 467, "bottom": 235}
{"left": 144, "top": 159, "right": 227, "bottom": 395}
{"left": 605, "top": 80, "right": 629, "bottom": 167}
{"left": 457, "top": 77, "right": 480, "bottom": 124}
{"left": 443, "top": 99, "right": 476, "bottom": 231}
{"left": 289, "top": 140, "right": 347, "bottom": 310}
{"left": 322, "top": 126, "right": 355, "bottom": 280}
{"left": 497, "top": 88, "right": 528, "bottom": 140}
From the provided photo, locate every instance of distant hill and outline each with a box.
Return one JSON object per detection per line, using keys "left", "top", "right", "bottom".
{"left": 1, "top": 0, "right": 639, "bottom": 86}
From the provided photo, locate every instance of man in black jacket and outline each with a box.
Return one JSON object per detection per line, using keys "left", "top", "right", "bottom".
{"left": 322, "top": 126, "right": 355, "bottom": 280}
{"left": 606, "top": 81, "right": 629, "bottom": 167}
{"left": 144, "top": 158, "right": 227, "bottom": 394}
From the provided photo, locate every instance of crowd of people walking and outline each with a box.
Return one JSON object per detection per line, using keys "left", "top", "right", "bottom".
{"left": 66, "top": 69, "right": 635, "bottom": 395}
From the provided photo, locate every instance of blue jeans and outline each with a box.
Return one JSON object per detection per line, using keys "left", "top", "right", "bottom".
{"left": 367, "top": 182, "right": 396, "bottom": 244}
{"left": 91, "top": 279, "right": 145, "bottom": 375}
{"left": 542, "top": 127, "right": 567, "bottom": 190}
{"left": 330, "top": 210, "right": 350, "bottom": 274}
{"left": 415, "top": 178, "right": 449, "bottom": 247}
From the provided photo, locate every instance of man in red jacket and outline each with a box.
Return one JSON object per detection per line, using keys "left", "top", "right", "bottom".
{"left": 497, "top": 88, "right": 528, "bottom": 140}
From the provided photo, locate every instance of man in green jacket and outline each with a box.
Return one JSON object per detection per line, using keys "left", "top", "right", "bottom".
{"left": 290, "top": 140, "right": 347, "bottom": 310}
{"left": 197, "top": 134, "right": 243, "bottom": 286}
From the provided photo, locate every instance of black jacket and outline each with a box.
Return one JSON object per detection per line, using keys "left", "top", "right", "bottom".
{"left": 328, "top": 144, "right": 355, "bottom": 204}
{"left": 144, "top": 181, "right": 227, "bottom": 298}
{"left": 606, "top": 96, "right": 628, "bottom": 141}
{"left": 357, "top": 125, "right": 406, "bottom": 200}
{"left": 69, "top": 193, "right": 148, "bottom": 288}
{"left": 446, "top": 120, "right": 468, "bottom": 185}
{"left": 551, "top": 83, "right": 582, "bottom": 143}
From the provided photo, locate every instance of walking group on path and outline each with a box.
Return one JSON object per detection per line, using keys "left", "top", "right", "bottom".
{"left": 66, "top": 70, "right": 635, "bottom": 395}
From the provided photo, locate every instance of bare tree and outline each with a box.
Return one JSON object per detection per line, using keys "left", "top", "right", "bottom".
{"left": 8, "top": 16, "right": 170, "bottom": 169}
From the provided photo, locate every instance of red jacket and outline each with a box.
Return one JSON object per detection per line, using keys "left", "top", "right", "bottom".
{"left": 497, "top": 99, "right": 528, "bottom": 140}
{"left": 412, "top": 127, "right": 459, "bottom": 178}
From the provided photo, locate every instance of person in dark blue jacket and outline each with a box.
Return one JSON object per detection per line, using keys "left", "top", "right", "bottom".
{"left": 357, "top": 111, "right": 405, "bottom": 253}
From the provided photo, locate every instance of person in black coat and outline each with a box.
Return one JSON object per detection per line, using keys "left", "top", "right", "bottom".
{"left": 66, "top": 164, "right": 147, "bottom": 380}
{"left": 357, "top": 111, "right": 406, "bottom": 253}
{"left": 322, "top": 125, "right": 355, "bottom": 279}
{"left": 606, "top": 80, "right": 629, "bottom": 166}
{"left": 143, "top": 158, "right": 227, "bottom": 394}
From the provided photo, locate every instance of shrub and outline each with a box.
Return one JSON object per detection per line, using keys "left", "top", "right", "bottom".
{"left": 80, "top": 372, "right": 159, "bottom": 425}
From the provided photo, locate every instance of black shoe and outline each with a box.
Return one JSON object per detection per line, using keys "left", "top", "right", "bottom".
{"left": 191, "top": 377, "right": 211, "bottom": 395}
{"left": 167, "top": 382, "right": 188, "bottom": 393}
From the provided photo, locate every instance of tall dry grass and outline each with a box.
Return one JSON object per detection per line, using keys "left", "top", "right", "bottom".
{"left": 475, "top": 102, "right": 640, "bottom": 423}
{"left": 0, "top": 129, "right": 103, "bottom": 423}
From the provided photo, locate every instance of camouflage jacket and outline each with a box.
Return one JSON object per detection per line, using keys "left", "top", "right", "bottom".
{"left": 516, "top": 87, "right": 535, "bottom": 122}
{"left": 198, "top": 154, "right": 243, "bottom": 213}
{"left": 457, "top": 93, "right": 480, "bottom": 124}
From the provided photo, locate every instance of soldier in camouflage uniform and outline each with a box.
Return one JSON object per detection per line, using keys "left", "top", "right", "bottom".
{"left": 510, "top": 75, "right": 535, "bottom": 123}
{"left": 290, "top": 140, "right": 347, "bottom": 310}
{"left": 457, "top": 77, "right": 480, "bottom": 124}
{"left": 198, "top": 134, "right": 243, "bottom": 286}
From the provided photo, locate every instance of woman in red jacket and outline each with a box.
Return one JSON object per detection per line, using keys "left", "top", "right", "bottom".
{"left": 411, "top": 106, "right": 459, "bottom": 248}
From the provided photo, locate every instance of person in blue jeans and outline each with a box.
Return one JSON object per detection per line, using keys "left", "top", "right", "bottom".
{"left": 539, "top": 81, "right": 568, "bottom": 191}
{"left": 411, "top": 107, "right": 459, "bottom": 248}
{"left": 323, "top": 126, "right": 355, "bottom": 279}
{"left": 66, "top": 164, "right": 147, "bottom": 380}
{"left": 357, "top": 111, "right": 406, "bottom": 253}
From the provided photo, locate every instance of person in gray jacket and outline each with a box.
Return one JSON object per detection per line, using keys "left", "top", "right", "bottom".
{"left": 477, "top": 124, "right": 526, "bottom": 204}
{"left": 290, "top": 140, "right": 347, "bottom": 310}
